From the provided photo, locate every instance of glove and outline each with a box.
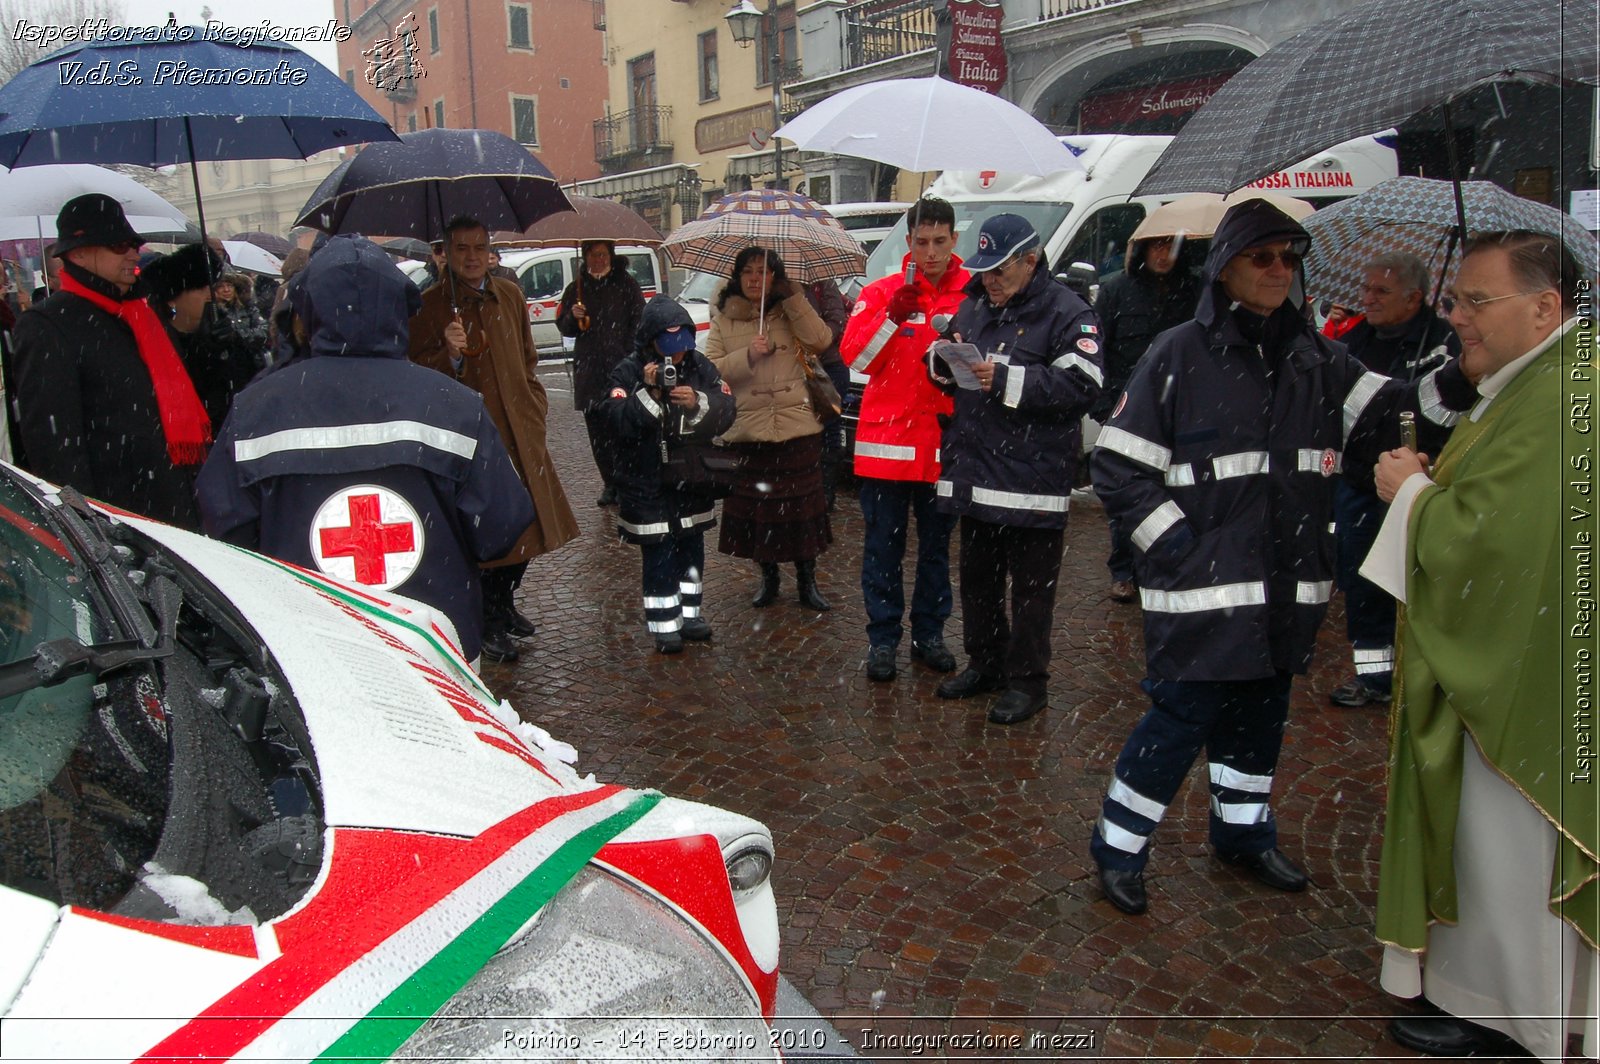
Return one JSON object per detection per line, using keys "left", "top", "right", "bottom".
{"left": 886, "top": 285, "right": 921, "bottom": 324}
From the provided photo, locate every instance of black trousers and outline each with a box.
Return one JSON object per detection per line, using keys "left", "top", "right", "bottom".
{"left": 481, "top": 561, "right": 529, "bottom": 633}
{"left": 583, "top": 403, "right": 618, "bottom": 488}
{"left": 957, "top": 517, "right": 1066, "bottom": 697}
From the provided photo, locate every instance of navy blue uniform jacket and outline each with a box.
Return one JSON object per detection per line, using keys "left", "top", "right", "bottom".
{"left": 195, "top": 236, "right": 534, "bottom": 661}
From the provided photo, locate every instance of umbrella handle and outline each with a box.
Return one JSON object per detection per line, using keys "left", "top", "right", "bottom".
{"left": 758, "top": 270, "right": 767, "bottom": 336}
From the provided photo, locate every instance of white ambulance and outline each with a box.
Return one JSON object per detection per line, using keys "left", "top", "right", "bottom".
{"left": 858, "top": 132, "right": 1399, "bottom": 284}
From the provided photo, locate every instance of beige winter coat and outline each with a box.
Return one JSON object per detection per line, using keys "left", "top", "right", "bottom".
{"left": 704, "top": 291, "right": 833, "bottom": 445}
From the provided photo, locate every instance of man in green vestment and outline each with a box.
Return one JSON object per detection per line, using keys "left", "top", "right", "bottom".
{"left": 1369, "top": 231, "right": 1598, "bottom": 1061}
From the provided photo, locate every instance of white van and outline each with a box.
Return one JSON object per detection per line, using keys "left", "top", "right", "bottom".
{"left": 824, "top": 201, "right": 912, "bottom": 258}
{"left": 859, "top": 132, "right": 1398, "bottom": 284}
{"left": 499, "top": 245, "right": 668, "bottom": 358}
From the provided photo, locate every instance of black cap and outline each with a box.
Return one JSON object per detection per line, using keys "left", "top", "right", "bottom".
{"left": 54, "top": 193, "right": 144, "bottom": 256}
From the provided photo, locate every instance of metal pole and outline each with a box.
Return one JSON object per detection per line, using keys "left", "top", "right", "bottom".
{"left": 770, "top": 0, "right": 784, "bottom": 190}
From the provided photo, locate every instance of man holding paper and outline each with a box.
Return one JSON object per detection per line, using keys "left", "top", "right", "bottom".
{"left": 932, "top": 213, "right": 1103, "bottom": 725}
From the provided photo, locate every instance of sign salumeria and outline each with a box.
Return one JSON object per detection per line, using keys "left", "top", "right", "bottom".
{"left": 946, "top": 0, "right": 1007, "bottom": 93}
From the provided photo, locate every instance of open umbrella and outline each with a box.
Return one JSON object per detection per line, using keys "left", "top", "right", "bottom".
{"left": 1303, "top": 176, "right": 1600, "bottom": 310}
{"left": 661, "top": 189, "right": 865, "bottom": 285}
{"left": 773, "top": 76, "right": 1084, "bottom": 177}
{"left": 0, "top": 163, "right": 194, "bottom": 244}
{"left": 378, "top": 237, "right": 436, "bottom": 261}
{"left": 221, "top": 240, "right": 284, "bottom": 277}
{"left": 228, "top": 231, "right": 293, "bottom": 258}
{"left": 0, "top": 32, "right": 397, "bottom": 258}
{"left": 1133, "top": 0, "right": 1599, "bottom": 244}
{"left": 494, "top": 195, "right": 662, "bottom": 248}
{"left": 1130, "top": 190, "right": 1315, "bottom": 242}
{"left": 294, "top": 128, "right": 571, "bottom": 241}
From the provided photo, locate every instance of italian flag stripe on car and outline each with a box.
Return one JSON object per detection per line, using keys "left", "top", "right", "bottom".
{"left": 139, "top": 788, "right": 660, "bottom": 1063}
{"left": 315, "top": 792, "right": 662, "bottom": 1060}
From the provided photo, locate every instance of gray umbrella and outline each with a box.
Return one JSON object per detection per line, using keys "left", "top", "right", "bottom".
{"left": 1303, "top": 176, "right": 1600, "bottom": 310}
{"left": 1134, "top": 0, "right": 1599, "bottom": 242}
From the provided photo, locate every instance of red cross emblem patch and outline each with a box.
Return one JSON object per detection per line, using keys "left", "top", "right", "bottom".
{"left": 310, "top": 485, "right": 424, "bottom": 590}
{"left": 1320, "top": 448, "right": 1338, "bottom": 477}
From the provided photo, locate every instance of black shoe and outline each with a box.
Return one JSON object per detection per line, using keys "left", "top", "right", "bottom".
{"left": 596, "top": 486, "right": 617, "bottom": 507}
{"left": 910, "top": 638, "right": 957, "bottom": 673}
{"left": 936, "top": 667, "right": 1003, "bottom": 700}
{"left": 795, "top": 562, "right": 830, "bottom": 611}
{"left": 504, "top": 608, "right": 538, "bottom": 638}
{"left": 1329, "top": 677, "right": 1389, "bottom": 708}
{"left": 866, "top": 645, "right": 897, "bottom": 682}
{"left": 681, "top": 617, "right": 712, "bottom": 642}
{"left": 1220, "top": 847, "right": 1309, "bottom": 892}
{"left": 1388, "top": 1010, "right": 1530, "bottom": 1057}
{"left": 479, "top": 629, "right": 519, "bottom": 664}
{"left": 988, "top": 689, "right": 1047, "bottom": 725}
{"left": 1098, "top": 865, "right": 1148, "bottom": 915}
{"left": 752, "top": 564, "right": 780, "bottom": 608}
{"left": 655, "top": 631, "right": 684, "bottom": 655}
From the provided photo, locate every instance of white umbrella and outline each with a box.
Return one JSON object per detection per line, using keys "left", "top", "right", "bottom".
{"left": 0, "top": 163, "right": 192, "bottom": 243}
{"left": 1130, "top": 191, "right": 1316, "bottom": 242}
{"left": 773, "top": 76, "right": 1085, "bottom": 177}
{"left": 221, "top": 240, "right": 284, "bottom": 277}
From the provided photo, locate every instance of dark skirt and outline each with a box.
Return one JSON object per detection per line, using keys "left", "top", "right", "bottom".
{"left": 718, "top": 435, "right": 832, "bottom": 562}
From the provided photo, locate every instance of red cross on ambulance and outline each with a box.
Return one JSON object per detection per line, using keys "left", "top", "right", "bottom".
{"left": 309, "top": 485, "right": 425, "bottom": 590}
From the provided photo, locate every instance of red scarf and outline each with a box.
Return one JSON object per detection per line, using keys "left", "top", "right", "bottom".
{"left": 60, "top": 271, "right": 212, "bottom": 465}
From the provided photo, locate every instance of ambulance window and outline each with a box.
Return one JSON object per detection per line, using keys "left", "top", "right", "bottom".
{"left": 1058, "top": 204, "right": 1146, "bottom": 278}
{"left": 520, "top": 259, "right": 565, "bottom": 300}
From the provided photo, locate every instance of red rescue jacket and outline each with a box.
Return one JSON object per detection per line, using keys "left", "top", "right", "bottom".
{"left": 840, "top": 253, "right": 968, "bottom": 483}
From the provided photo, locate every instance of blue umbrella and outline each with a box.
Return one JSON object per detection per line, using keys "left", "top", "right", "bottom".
{"left": 0, "top": 31, "right": 397, "bottom": 260}
{"left": 294, "top": 128, "right": 572, "bottom": 241}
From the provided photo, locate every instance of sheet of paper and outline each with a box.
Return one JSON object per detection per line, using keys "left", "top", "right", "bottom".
{"left": 930, "top": 340, "right": 987, "bottom": 390}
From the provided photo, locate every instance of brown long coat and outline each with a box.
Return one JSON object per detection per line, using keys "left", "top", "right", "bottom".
{"left": 408, "top": 271, "right": 578, "bottom": 564}
{"left": 704, "top": 291, "right": 833, "bottom": 445}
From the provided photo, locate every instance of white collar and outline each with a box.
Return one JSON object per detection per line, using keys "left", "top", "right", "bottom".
{"left": 1470, "top": 316, "right": 1575, "bottom": 420}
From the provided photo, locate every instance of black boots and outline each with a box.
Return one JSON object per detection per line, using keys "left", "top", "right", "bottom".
{"left": 795, "top": 561, "right": 830, "bottom": 611}
{"left": 752, "top": 563, "right": 781, "bottom": 607}
{"left": 752, "top": 561, "right": 829, "bottom": 610}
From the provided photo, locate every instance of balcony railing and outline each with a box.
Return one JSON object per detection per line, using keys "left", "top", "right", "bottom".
{"left": 594, "top": 106, "right": 673, "bottom": 165}
{"left": 841, "top": 0, "right": 935, "bottom": 69}
{"left": 1037, "top": 0, "right": 1121, "bottom": 18}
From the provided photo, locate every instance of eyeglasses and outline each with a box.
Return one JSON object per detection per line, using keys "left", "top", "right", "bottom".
{"left": 1440, "top": 290, "right": 1544, "bottom": 315}
{"left": 103, "top": 241, "right": 140, "bottom": 255}
{"left": 1239, "top": 248, "right": 1303, "bottom": 270}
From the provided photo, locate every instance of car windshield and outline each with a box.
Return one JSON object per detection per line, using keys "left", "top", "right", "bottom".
{"left": 676, "top": 271, "right": 723, "bottom": 303}
{"left": 861, "top": 200, "right": 1075, "bottom": 282}
{"left": 1, "top": 472, "right": 322, "bottom": 921}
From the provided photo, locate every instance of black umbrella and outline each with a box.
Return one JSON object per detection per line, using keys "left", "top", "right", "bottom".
{"left": 378, "top": 237, "right": 435, "bottom": 261}
{"left": 1134, "top": 0, "right": 1600, "bottom": 244}
{"left": 294, "top": 128, "right": 572, "bottom": 241}
{"left": 229, "top": 231, "right": 293, "bottom": 258}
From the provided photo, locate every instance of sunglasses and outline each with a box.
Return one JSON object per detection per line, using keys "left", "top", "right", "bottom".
{"left": 1239, "top": 248, "right": 1303, "bottom": 270}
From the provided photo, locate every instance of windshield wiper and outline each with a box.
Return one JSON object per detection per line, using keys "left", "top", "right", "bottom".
{"left": 50, "top": 487, "right": 159, "bottom": 648}
{"left": 0, "top": 635, "right": 174, "bottom": 701}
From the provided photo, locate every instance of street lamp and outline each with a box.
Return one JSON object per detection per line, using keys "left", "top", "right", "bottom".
{"left": 725, "top": 0, "right": 785, "bottom": 191}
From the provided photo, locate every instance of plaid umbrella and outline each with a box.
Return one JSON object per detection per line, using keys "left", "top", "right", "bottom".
{"left": 1134, "top": 0, "right": 1599, "bottom": 211}
{"left": 661, "top": 189, "right": 866, "bottom": 284}
{"left": 1304, "top": 176, "right": 1600, "bottom": 309}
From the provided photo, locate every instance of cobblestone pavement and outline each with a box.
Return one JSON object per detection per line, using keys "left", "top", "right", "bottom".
{"left": 492, "top": 366, "right": 1504, "bottom": 1061}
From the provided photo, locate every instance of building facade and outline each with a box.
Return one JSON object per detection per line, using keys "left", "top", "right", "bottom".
{"left": 146, "top": 153, "right": 348, "bottom": 246}
{"left": 333, "top": 0, "right": 609, "bottom": 185}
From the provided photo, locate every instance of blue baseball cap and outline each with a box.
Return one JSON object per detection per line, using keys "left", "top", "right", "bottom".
{"left": 966, "top": 213, "right": 1041, "bottom": 273}
{"left": 654, "top": 324, "right": 695, "bottom": 354}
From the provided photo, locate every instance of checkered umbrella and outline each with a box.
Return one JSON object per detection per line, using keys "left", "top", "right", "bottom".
{"left": 661, "top": 189, "right": 866, "bottom": 284}
{"left": 1304, "top": 176, "right": 1600, "bottom": 310}
{"left": 1134, "top": 0, "right": 1598, "bottom": 201}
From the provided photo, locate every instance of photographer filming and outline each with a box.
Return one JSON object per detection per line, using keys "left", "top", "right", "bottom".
{"left": 602, "top": 295, "right": 736, "bottom": 655}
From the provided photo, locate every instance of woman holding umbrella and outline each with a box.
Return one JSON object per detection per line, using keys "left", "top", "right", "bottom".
{"left": 704, "top": 247, "right": 835, "bottom": 611}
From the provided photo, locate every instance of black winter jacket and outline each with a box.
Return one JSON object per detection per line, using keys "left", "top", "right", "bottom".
{"left": 1092, "top": 243, "right": 1201, "bottom": 421}
{"left": 937, "top": 261, "right": 1103, "bottom": 529}
{"left": 12, "top": 264, "right": 202, "bottom": 528}
{"left": 1090, "top": 199, "right": 1476, "bottom": 682}
{"left": 195, "top": 236, "right": 533, "bottom": 662}
{"left": 603, "top": 299, "right": 736, "bottom": 544}
{"left": 556, "top": 264, "right": 645, "bottom": 409}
